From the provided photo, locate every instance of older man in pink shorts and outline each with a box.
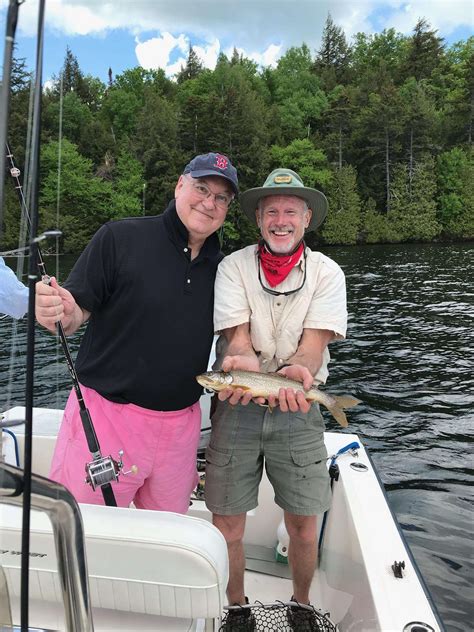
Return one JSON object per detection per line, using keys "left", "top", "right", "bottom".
{"left": 36, "top": 153, "right": 239, "bottom": 511}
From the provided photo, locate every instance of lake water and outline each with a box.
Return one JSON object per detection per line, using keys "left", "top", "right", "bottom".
{"left": 1, "top": 242, "right": 473, "bottom": 630}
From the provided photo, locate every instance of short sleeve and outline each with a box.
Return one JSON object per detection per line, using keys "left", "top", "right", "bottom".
{"left": 304, "top": 259, "right": 347, "bottom": 338}
{"left": 63, "top": 224, "right": 117, "bottom": 312}
{"left": 214, "top": 254, "right": 251, "bottom": 332}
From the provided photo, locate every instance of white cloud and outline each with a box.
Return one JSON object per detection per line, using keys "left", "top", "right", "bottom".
{"left": 135, "top": 32, "right": 188, "bottom": 73}
{"left": 193, "top": 39, "right": 221, "bottom": 70}
{"left": 224, "top": 43, "right": 283, "bottom": 68}
{"left": 378, "top": 0, "right": 473, "bottom": 37}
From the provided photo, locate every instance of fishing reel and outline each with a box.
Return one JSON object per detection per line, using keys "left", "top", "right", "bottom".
{"left": 84, "top": 450, "right": 137, "bottom": 491}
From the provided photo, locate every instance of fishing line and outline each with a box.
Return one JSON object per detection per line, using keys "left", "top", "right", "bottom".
{"left": 54, "top": 70, "right": 64, "bottom": 409}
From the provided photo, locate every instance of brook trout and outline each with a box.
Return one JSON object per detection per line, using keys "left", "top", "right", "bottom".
{"left": 196, "top": 369, "right": 361, "bottom": 428}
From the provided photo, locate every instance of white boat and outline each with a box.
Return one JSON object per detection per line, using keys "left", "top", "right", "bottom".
{"left": 0, "top": 401, "right": 444, "bottom": 632}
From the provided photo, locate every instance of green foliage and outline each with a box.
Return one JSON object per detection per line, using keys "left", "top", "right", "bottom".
{"left": 109, "top": 150, "right": 145, "bottom": 220}
{"left": 39, "top": 139, "right": 114, "bottom": 252}
{"left": 270, "top": 44, "right": 328, "bottom": 142}
{"left": 269, "top": 139, "right": 331, "bottom": 189}
{"left": 386, "top": 158, "right": 441, "bottom": 241}
{"left": 352, "top": 29, "right": 408, "bottom": 89}
{"left": 437, "top": 148, "right": 474, "bottom": 238}
{"left": 360, "top": 198, "right": 390, "bottom": 243}
{"left": 322, "top": 166, "right": 362, "bottom": 245}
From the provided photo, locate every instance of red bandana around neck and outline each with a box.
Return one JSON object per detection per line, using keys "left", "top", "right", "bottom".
{"left": 258, "top": 240, "right": 304, "bottom": 288}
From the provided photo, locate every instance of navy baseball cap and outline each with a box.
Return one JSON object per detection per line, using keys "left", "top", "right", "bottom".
{"left": 183, "top": 152, "right": 239, "bottom": 195}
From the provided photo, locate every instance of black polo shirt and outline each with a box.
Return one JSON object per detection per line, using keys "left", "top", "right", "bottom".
{"left": 64, "top": 201, "right": 222, "bottom": 410}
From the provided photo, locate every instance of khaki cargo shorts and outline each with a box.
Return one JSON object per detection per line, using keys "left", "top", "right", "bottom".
{"left": 204, "top": 400, "right": 331, "bottom": 516}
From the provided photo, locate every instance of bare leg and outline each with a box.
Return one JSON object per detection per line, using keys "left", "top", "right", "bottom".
{"left": 213, "top": 512, "right": 247, "bottom": 604}
{"left": 284, "top": 511, "right": 318, "bottom": 604}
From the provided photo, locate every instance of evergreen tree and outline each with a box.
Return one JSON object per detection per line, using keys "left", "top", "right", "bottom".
{"left": 318, "top": 85, "right": 354, "bottom": 168}
{"left": 176, "top": 47, "right": 204, "bottom": 83}
{"left": 435, "top": 37, "right": 474, "bottom": 146}
{"left": 322, "top": 165, "right": 361, "bottom": 244}
{"left": 314, "top": 14, "right": 352, "bottom": 89}
{"left": 52, "top": 48, "right": 90, "bottom": 103}
{"left": 401, "top": 18, "right": 445, "bottom": 82}
{"left": 8, "top": 56, "right": 32, "bottom": 167}
{"left": 351, "top": 79, "right": 405, "bottom": 210}
{"left": 176, "top": 72, "right": 214, "bottom": 154}
{"left": 386, "top": 158, "right": 440, "bottom": 241}
{"left": 360, "top": 197, "right": 390, "bottom": 243}
{"left": 11, "top": 53, "right": 31, "bottom": 92}
{"left": 133, "top": 93, "right": 181, "bottom": 213}
{"left": 398, "top": 78, "right": 437, "bottom": 193}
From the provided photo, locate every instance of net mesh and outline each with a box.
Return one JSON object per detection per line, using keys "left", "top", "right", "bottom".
{"left": 219, "top": 600, "right": 337, "bottom": 631}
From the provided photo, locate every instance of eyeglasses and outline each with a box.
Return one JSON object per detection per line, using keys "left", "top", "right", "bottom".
{"left": 189, "top": 179, "right": 234, "bottom": 209}
{"left": 258, "top": 247, "right": 307, "bottom": 297}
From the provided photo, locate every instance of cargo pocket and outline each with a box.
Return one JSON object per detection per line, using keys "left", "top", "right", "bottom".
{"left": 205, "top": 445, "right": 233, "bottom": 467}
{"left": 204, "top": 445, "right": 234, "bottom": 510}
{"left": 288, "top": 444, "right": 331, "bottom": 513}
{"left": 290, "top": 443, "right": 328, "bottom": 467}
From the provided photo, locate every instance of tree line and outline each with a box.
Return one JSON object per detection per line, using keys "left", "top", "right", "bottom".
{"left": 2, "top": 16, "right": 473, "bottom": 254}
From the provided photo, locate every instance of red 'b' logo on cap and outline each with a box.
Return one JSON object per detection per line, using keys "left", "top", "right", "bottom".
{"left": 214, "top": 155, "right": 228, "bottom": 170}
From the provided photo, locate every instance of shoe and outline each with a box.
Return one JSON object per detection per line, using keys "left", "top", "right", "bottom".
{"left": 221, "top": 598, "right": 256, "bottom": 631}
{"left": 287, "top": 598, "right": 321, "bottom": 631}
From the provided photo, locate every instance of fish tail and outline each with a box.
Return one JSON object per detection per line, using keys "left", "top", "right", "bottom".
{"left": 332, "top": 395, "right": 362, "bottom": 409}
{"left": 327, "top": 405, "right": 349, "bottom": 428}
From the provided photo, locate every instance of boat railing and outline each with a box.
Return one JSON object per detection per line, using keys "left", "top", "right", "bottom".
{"left": 0, "top": 462, "right": 94, "bottom": 631}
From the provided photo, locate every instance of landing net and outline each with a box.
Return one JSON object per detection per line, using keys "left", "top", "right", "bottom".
{"left": 219, "top": 600, "right": 337, "bottom": 631}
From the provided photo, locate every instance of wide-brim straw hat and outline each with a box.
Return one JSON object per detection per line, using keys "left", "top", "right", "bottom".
{"left": 240, "top": 168, "right": 328, "bottom": 231}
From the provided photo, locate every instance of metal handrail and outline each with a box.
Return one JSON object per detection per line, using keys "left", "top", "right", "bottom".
{"left": 0, "top": 463, "right": 94, "bottom": 631}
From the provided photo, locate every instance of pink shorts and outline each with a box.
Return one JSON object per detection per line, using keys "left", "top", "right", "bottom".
{"left": 49, "top": 386, "right": 201, "bottom": 513}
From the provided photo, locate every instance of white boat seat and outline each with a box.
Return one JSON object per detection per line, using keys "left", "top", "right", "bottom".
{"left": 1, "top": 503, "right": 229, "bottom": 620}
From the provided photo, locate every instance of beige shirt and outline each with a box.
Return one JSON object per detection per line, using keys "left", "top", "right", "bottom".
{"left": 214, "top": 244, "right": 347, "bottom": 384}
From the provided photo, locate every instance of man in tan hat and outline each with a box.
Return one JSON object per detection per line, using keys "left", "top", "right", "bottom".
{"left": 205, "top": 168, "right": 347, "bottom": 631}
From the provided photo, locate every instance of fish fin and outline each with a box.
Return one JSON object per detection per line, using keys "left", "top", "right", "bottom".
{"left": 327, "top": 405, "right": 349, "bottom": 428}
{"left": 332, "top": 395, "right": 362, "bottom": 409}
{"left": 256, "top": 402, "right": 273, "bottom": 413}
{"left": 232, "top": 385, "right": 252, "bottom": 391}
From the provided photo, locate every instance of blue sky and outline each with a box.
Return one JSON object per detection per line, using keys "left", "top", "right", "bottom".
{"left": 1, "top": 0, "right": 472, "bottom": 85}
